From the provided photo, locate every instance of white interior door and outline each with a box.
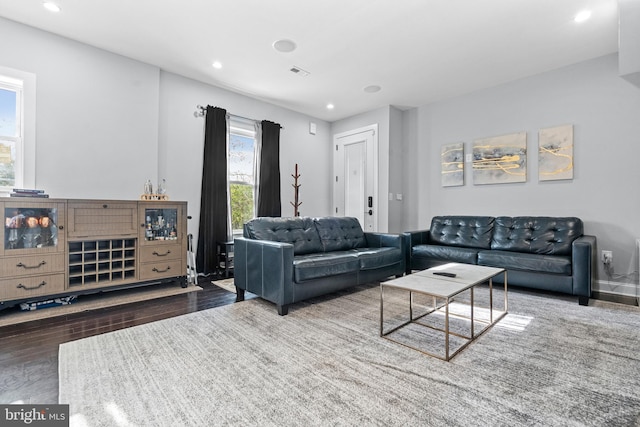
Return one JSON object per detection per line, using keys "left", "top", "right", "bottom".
{"left": 333, "top": 126, "right": 377, "bottom": 231}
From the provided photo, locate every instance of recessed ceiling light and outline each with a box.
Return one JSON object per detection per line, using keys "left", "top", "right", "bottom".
{"left": 574, "top": 10, "right": 592, "bottom": 23}
{"left": 326, "top": 104, "right": 335, "bottom": 110}
{"left": 43, "top": 2, "right": 61, "bottom": 12}
{"left": 212, "top": 61, "right": 222, "bottom": 69}
{"left": 364, "top": 85, "right": 382, "bottom": 93}
{"left": 273, "top": 39, "right": 297, "bottom": 53}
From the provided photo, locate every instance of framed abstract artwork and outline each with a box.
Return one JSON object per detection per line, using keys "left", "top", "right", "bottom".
{"left": 441, "top": 142, "right": 464, "bottom": 187}
{"left": 538, "top": 124, "right": 573, "bottom": 181}
{"left": 472, "top": 132, "right": 527, "bottom": 185}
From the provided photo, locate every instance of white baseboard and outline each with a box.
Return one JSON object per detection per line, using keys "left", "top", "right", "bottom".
{"left": 594, "top": 279, "right": 639, "bottom": 298}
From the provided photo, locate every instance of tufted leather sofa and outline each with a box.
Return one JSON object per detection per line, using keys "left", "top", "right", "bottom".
{"left": 234, "top": 216, "right": 405, "bottom": 315}
{"left": 404, "top": 216, "right": 596, "bottom": 305}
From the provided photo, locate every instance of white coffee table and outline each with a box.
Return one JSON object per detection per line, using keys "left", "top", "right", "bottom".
{"left": 380, "top": 262, "right": 507, "bottom": 361}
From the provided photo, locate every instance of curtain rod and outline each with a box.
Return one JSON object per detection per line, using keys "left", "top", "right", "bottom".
{"left": 195, "top": 105, "right": 283, "bottom": 129}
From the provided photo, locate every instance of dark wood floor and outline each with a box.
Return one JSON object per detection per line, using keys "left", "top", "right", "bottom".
{"left": 0, "top": 281, "right": 240, "bottom": 404}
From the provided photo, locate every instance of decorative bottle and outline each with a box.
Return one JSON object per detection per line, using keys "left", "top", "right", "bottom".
{"left": 157, "top": 178, "right": 166, "bottom": 195}
{"left": 144, "top": 180, "right": 153, "bottom": 195}
{"left": 145, "top": 215, "right": 154, "bottom": 240}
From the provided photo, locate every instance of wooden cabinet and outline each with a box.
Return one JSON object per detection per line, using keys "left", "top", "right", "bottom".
{"left": 138, "top": 202, "right": 187, "bottom": 281}
{"left": 0, "top": 198, "right": 187, "bottom": 310}
{"left": 1, "top": 199, "right": 67, "bottom": 303}
{"left": 67, "top": 200, "right": 138, "bottom": 238}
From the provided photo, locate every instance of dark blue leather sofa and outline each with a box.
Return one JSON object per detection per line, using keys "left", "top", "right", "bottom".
{"left": 404, "top": 216, "right": 596, "bottom": 305}
{"left": 234, "top": 216, "right": 405, "bottom": 315}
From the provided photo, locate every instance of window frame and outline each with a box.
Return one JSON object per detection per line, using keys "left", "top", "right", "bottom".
{"left": 0, "top": 66, "right": 35, "bottom": 195}
{"left": 228, "top": 119, "right": 258, "bottom": 236}
{"left": 0, "top": 77, "right": 23, "bottom": 190}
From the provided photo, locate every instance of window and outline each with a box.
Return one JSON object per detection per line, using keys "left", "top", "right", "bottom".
{"left": 0, "top": 75, "right": 22, "bottom": 190}
{"left": 0, "top": 66, "right": 35, "bottom": 194}
{"left": 228, "top": 120, "right": 257, "bottom": 234}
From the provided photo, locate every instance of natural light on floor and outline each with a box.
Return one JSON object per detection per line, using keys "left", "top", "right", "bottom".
{"left": 416, "top": 302, "right": 533, "bottom": 333}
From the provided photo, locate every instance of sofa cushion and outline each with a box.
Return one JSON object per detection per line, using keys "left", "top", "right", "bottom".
{"left": 293, "top": 251, "right": 359, "bottom": 282}
{"left": 478, "top": 250, "right": 572, "bottom": 275}
{"left": 353, "top": 247, "right": 403, "bottom": 270}
{"left": 244, "top": 217, "right": 323, "bottom": 255}
{"left": 491, "top": 217, "right": 583, "bottom": 256}
{"left": 314, "top": 217, "right": 367, "bottom": 252}
{"left": 429, "top": 216, "right": 495, "bottom": 249}
{"left": 412, "top": 244, "right": 479, "bottom": 265}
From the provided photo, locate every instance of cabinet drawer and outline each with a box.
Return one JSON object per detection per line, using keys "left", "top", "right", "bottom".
{"left": 0, "top": 254, "right": 65, "bottom": 277}
{"left": 140, "top": 245, "right": 182, "bottom": 263}
{"left": 67, "top": 201, "right": 138, "bottom": 238}
{"left": 0, "top": 274, "right": 66, "bottom": 301}
{"left": 139, "top": 259, "right": 183, "bottom": 280}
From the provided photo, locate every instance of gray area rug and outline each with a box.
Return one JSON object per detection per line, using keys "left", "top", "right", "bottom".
{"left": 211, "top": 277, "right": 235, "bottom": 293}
{"left": 59, "top": 284, "right": 640, "bottom": 426}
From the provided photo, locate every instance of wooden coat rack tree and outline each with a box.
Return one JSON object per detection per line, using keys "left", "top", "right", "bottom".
{"left": 290, "top": 163, "right": 301, "bottom": 216}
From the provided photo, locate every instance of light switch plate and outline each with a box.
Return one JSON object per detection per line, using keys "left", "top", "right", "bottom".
{"left": 309, "top": 122, "right": 317, "bottom": 135}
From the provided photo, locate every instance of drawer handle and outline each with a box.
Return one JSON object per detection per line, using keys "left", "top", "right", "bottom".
{"left": 152, "top": 266, "right": 171, "bottom": 273}
{"left": 152, "top": 250, "right": 172, "bottom": 257}
{"left": 16, "top": 261, "right": 47, "bottom": 269}
{"left": 17, "top": 281, "right": 47, "bottom": 291}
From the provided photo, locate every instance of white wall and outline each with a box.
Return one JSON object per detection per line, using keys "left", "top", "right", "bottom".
{"left": 402, "top": 53, "right": 640, "bottom": 298}
{"left": 1, "top": 17, "right": 333, "bottom": 248}
{"left": 158, "top": 71, "right": 332, "bottom": 242}
{"left": 1, "top": 17, "right": 159, "bottom": 199}
{"left": 619, "top": 0, "right": 640, "bottom": 86}
{"left": 387, "top": 106, "right": 404, "bottom": 233}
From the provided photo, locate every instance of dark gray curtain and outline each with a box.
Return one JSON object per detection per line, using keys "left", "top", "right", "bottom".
{"left": 196, "top": 106, "right": 227, "bottom": 275}
{"left": 257, "top": 120, "right": 281, "bottom": 217}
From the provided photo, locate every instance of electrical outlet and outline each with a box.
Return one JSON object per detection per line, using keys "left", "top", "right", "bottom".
{"left": 602, "top": 250, "right": 613, "bottom": 265}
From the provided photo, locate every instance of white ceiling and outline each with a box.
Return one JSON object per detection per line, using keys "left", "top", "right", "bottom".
{"left": 0, "top": 0, "right": 620, "bottom": 122}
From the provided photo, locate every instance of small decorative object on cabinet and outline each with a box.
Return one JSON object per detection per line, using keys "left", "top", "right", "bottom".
{"left": 0, "top": 198, "right": 188, "bottom": 314}
{"left": 144, "top": 180, "right": 153, "bottom": 195}
{"left": 157, "top": 178, "right": 167, "bottom": 195}
{"left": 140, "top": 179, "right": 169, "bottom": 201}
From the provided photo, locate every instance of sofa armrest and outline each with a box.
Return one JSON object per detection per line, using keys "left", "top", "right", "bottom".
{"left": 364, "top": 232, "right": 406, "bottom": 274}
{"left": 364, "top": 232, "right": 403, "bottom": 249}
{"left": 572, "top": 235, "right": 596, "bottom": 300}
{"left": 402, "top": 230, "right": 431, "bottom": 274}
{"left": 234, "top": 237, "right": 295, "bottom": 310}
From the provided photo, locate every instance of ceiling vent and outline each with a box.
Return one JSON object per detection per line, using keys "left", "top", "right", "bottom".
{"left": 290, "top": 66, "right": 310, "bottom": 77}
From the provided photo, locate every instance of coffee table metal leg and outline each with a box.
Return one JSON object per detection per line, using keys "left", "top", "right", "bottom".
{"left": 445, "top": 297, "right": 450, "bottom": 360}
{"left": 470, "top": 287, "right": 475, "bottom": 338}
{"left": 489, "top": 277, "right": 494, "bottom": 324}
{"left": 379, "top": 284, "right": 384, "bottom": 336}
{"left": 409, "top": 291, "right": 413, "bottom": 321}
{"left": 504, "top": 271, "right": 508, "bottom": 312}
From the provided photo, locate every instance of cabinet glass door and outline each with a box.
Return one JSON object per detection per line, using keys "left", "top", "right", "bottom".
{"left": 141, "top": 206, "right": 180, "bottom": 243}
{"left": 4, "top": 205, "right": 60, "bottom": 252}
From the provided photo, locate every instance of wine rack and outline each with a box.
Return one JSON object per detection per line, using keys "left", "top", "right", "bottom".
{"left": 68, "top": 239, "right": 136, "bottom": 287}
